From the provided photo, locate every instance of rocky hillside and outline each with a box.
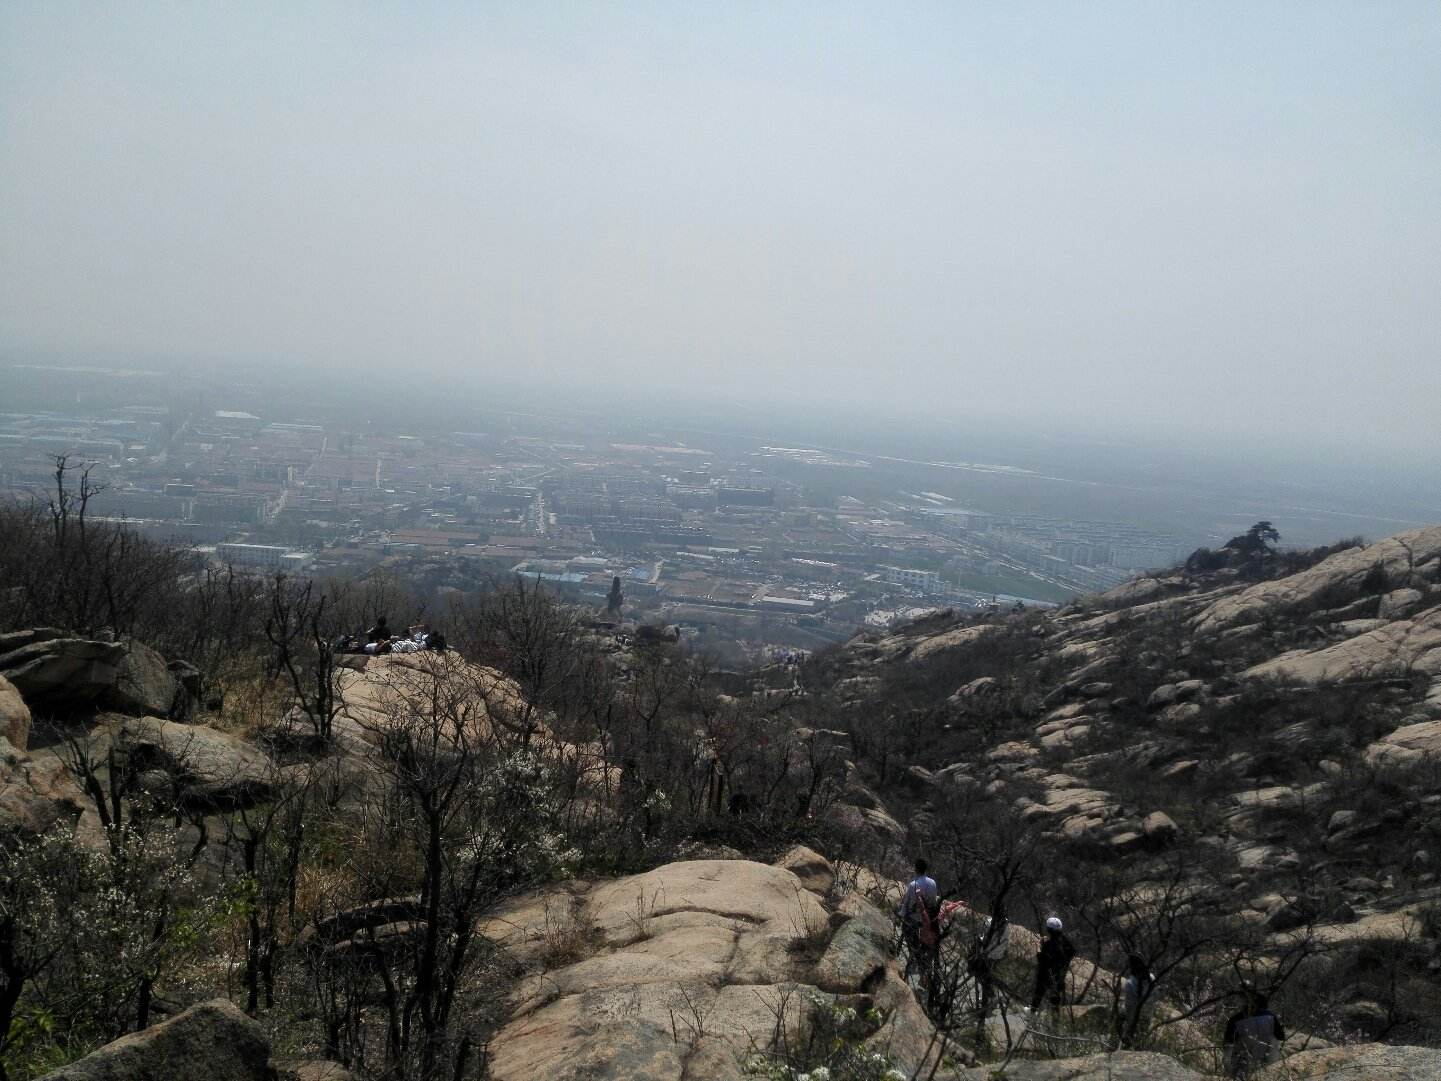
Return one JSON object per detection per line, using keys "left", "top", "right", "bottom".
{"left": 5, "top": 527, "right": 1441, "bottom": 1079}
{"left": 809, "top": 525, "right": 1441, "bottom": 1050}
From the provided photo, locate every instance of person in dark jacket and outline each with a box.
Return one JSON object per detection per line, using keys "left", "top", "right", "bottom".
{"left": 366, "top": 615, "right": 391, "bottom": 644}
{"left": 966, "top": 901, "right": 1010, "bottom": 1019}
{"left": 1030, "top": 916, "right": 1076, "bottom": 1012}
{"left": 1224, "top": 989, "right": 1285, "bottom": 1078}
{"left": 1117, "top": 953, "right": 1155, "bottom": 1047}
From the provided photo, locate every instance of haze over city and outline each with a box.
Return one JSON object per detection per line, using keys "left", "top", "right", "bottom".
{"left": 3, "top": 2, "right": 1439, "bottom": 468}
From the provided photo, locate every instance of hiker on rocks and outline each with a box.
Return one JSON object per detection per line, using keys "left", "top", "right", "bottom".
{"left": 898, "top": 858, "right": 941, "bottom": 983}
{"left": 967, "top": 903, "right": 1011, "bottom": 1018}
{"left": 1224, "top": 988, "right": 1284, "bottom": 1078}
{"left": 1029, "top": 916, "right": 1076, "bottom": 1013}
{"left": 366, "top": 615, "right": 391, "bottom": 644}
{"left": 1117, "top": 953, "right": 1155, "bottom": 1047}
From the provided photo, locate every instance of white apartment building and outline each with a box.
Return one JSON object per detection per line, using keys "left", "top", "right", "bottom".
{"left": 882, "top": 566, "right": 944, "bottom": 593}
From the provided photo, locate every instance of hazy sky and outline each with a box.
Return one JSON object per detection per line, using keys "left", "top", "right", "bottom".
{"left": 2, "top": 3, "right": 1438, "bottom": 454}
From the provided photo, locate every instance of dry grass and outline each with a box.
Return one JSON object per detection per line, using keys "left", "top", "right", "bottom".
{"left": 536, "top": 895, "right": 599, "bottom": 969}
{"left": 786, "top": 889, "right": 834, "bottom": 962}
{"left": 209, "top": 669, "right": 291, "bottom": 738}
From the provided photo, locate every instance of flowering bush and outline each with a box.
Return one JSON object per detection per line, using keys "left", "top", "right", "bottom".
{"left": 0, "top": 823, "right": 223, "bottom": 1074}
{"left": 743, "top": 995, "right": 906, "bottom": 1081}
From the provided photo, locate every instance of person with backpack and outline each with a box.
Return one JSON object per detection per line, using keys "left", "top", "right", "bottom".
{"left": 1224, "top": 988, "right": 1285, "bottom": 1078}
{"left": 1030, "top": 916, "right": 1076, "bottom": 1013}
{"left": 898, "top": 858, "right": 941, "bottom": 988}
{"left": 1117, "top": 953, "right": 1155, "bottom": 1047}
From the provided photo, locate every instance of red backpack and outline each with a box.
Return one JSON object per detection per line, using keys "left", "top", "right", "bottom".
{"left": 917, "top": 898, "right": 940, "bottom": 947}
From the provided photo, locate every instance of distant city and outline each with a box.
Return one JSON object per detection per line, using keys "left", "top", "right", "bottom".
{"left": 0, "top": 363, "right": 1208, "bottom": 658}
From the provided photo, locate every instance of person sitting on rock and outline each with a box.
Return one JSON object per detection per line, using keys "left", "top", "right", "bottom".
{"left": 1030, "top": 916, "right": 1076, "bottom": 1013}
{"left": 366, "top": 615, "right": 391, "bottom": 644}
{"left": 1224, "top": 988, "right": 1284, "bottom": 1078}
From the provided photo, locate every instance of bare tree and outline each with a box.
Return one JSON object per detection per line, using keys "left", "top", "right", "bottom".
{"left": 266, "top": 574, "right": 345, "bottom": 744}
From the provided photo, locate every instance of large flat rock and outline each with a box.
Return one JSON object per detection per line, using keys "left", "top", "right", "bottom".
{"left": 482, "top": 858, "right": 942, "bottom": 1081}
{"left": 1244, "top": 606, "right": 1441, "bottom": 686}
{"left": 904, "top": 623, "right": 994, "bottom": 662}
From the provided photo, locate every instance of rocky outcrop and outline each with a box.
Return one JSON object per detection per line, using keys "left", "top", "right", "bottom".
{"left": 1195, "top": 525, "right": 1441, "bottom": 634}
{"left": 0, "top": 736, "right": 88, "bottom": 838}
{"left": 762, "top": 526, "right": 1441, "bottom": 1061}
{"left": 0, "top": 628, "right": 64, "bottom": 654}
{"left": 479, "top": 856, "right": 949, "bottom": 1081}
{"left": 0, "top": 673, "right": 32, "bottom": 750}
{"left": 102, "top": 640, "right": 181, "bottom": 717}
{"left": 1142, "top": 810, "right": 1179, "bottom": 844}
{"left": 1095, "top": 576, "right": 1189, "bottom": 608}
{"left": 0, "top": 630, "right": 195, "bottom": 722}
{"left": 37, "top": 997, "right": 352, "bottom": 1081}
{"left": 904, "top": 624, "right": 993, "bottom": 663}
{"left": 824, "top": 798, "right": 905, "bottom": 855}
{"left": 91, "top": 714, "right": 276, "bottom": 811}
{"left": 775, "top": 844, "right": 835, "bottom": 895}
{"left": 1366, "top": 718, "right": 1441, "bottom": 765}
{"left": 0, "top": 633, "right": 126, "bottom": 713}
{"left": 335, "top": 651, "right": 529, "bottom": 742}
{"left": 1243, "top": 605, "right": 1441, "bottom": 686}
{"left": 38, "top": 998, "right": 270, "bottom": 1081}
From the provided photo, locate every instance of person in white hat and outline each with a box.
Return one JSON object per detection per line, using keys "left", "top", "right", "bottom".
{"left": 1030, "top": 915, "right": 1076, "bottom": 1012}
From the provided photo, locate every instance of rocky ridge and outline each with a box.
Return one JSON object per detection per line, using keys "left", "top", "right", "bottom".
{"left": 831, "top": 526, "right": 1441, "bottom": 872}
{"left": 814, "top": 524, "right": 1441, "bottom": 1054}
